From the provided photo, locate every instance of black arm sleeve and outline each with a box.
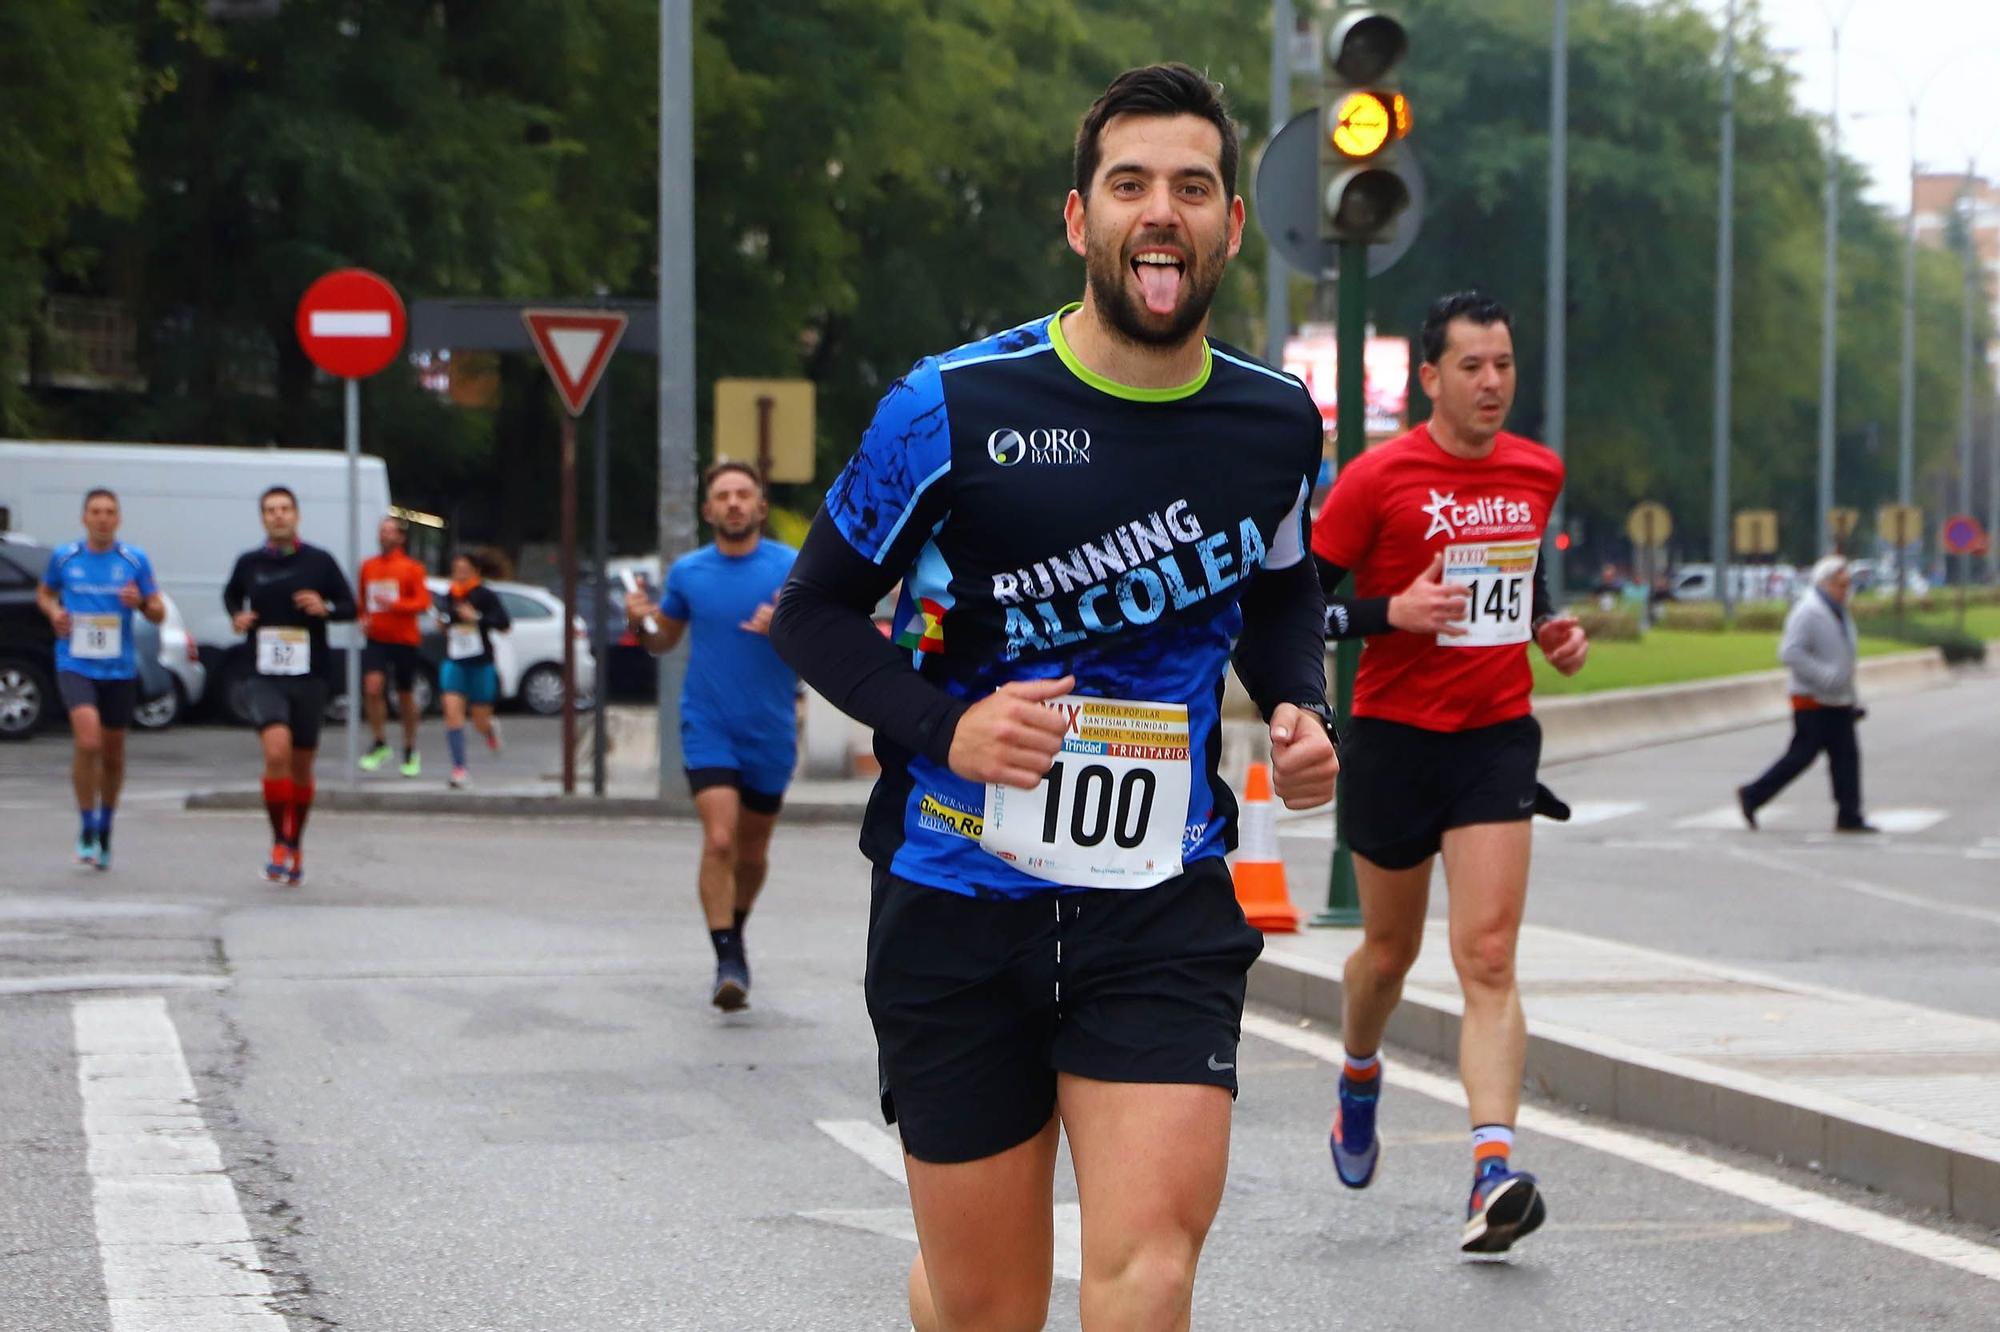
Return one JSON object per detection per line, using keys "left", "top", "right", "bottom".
{"left": 480, "top": 585, "right": 512, "bottom": 632}
{"left": 769, "top": 511, "right": 970, "bottom": 769}
{"left": 1314, "top": 555, "right": 1394, "bottom": 639}
{"left": 1532, "top": 557, "right": 1554, "bottom": 624}
{"left": 316, "top": 551, "right": 357, "bottom": 623}
{"left": 223, "top": 554, "right": 249, "bottom": 615}
{"left": 1231, "top": 557, "right": 1331, "bottom": 720}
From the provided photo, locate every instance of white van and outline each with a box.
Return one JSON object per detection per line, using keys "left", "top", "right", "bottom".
{"left": 0, "top": 440, "right": 392, "bottom": 663}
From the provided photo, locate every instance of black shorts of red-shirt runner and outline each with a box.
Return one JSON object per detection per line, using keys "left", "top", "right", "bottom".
{"left": 1337, "top": 714, "right": 1541, "bottom": 871}
{"left": 865, "top": 857, "right": 1264, "bottom": 1166}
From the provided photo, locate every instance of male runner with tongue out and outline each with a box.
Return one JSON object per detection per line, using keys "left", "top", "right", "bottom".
{"left": 773, "top": 63, "right": 1336, "bottom": 1332}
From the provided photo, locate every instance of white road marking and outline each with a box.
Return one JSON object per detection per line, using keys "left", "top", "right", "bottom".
{"left": 72, "top": 996, "right": 290, "bottom": 1329}
{"left": 1540, "top": 800, "right": 1645, "bottom": 827}
{"left": 1240, "top": 1013, "right": 2000, "bottom": 1284}
{"left": 1277, "top": 819, "right": 1334, "bottom": 840}
{"left": 1676, "top": 803, "right": 1773, "bottom": 830}
{"left": 0, "top": 974, "right": 227, "bottom": 998}
{"left": 1869, "top": 807, "right": 1948, "bottom": 834}
{"left": 1727, "top": 845, "right": 2000, "bottom": 929}
{"left": 306, "top": 309, "right": 390, "bottom": 337}
{"left": 813, "top": 1119, "right": 1084, "bottom": 1281}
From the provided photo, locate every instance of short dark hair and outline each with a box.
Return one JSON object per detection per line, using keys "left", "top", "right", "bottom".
{"left": 703, "top": 460, "right": 763, "bottom": 498}
{"left": 1074, "top": 63, "right": 1239, "bottom": 201}
{"left": 260, "top": 485, "right": 297, "bottom": 508}
{"left": 1420, "top": 292, "right": 1513, "bottom": 364}
{"left": 82, "top": 488, "right": 118, "bottom": 509}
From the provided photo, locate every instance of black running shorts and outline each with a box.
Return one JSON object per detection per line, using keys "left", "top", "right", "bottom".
{"left": 1337, "top": 714, "right": 1542, "bottom": 870}
{"left": 243, "top": 676, "right": 328, "bottom": 751}
{"left": 685, "top": 766, "right": 785, "bottom": 816}
{"left": 361, "top": 640, "right": 422, "bottom": 692}
{"left": 58, "top": 672, "right": 137, "bottom": 730}
{"left": 865, "top": 857, "right": 1264, "bottom": 1165}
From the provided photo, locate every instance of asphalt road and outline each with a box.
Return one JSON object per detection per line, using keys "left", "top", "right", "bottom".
{"left": 1279, "top": 667, "right": 2000, "bottom": 1020}
{"left": 3, "top": 712, "right": 1998, "bottom": 1328}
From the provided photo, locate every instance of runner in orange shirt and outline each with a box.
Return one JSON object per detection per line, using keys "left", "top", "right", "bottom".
{"left": 356, "top": 516, "right": 431, "bottom": 777}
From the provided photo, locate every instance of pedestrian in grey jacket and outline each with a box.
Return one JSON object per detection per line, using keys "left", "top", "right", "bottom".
{"left": 1736, "top": 555, "right": 1874, "bottom": 831}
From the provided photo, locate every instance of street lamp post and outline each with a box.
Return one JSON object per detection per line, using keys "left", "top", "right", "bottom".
{"left": 1816, "top": 15, "right": 1846, "bottom": 560}
{"left": 1545, "top": 0, "right": 1569, "bottom": 602}
{"left": 1712, "top": 0, "right": 1737, "bottom": 618}
{"left": 1266, "top": 0, "right": 1295, "bottom": 362}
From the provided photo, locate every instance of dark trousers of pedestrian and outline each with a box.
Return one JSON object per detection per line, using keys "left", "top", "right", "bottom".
{"left": 1741, "top": 705, "right": 1863, "bottom": 828}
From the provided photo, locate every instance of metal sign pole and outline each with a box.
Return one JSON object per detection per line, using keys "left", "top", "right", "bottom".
{"left": 593, "top": 391, "right": 610, "bottom": 798}
{"left": 1316, "top": 240, "right": 1368, "bottom": 928}
{"left": 344, "top": 376, "right": 361, "bottom": 788}
{"left": 561, "top": 413, "right": 578, "bottom": 795}
{"left": 657, "top": 0, "right": 697, "bottom": 801}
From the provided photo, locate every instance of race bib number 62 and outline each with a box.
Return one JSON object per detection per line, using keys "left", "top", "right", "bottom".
{"left": 1441, "top": 541, "right": 1538, "bottom": 647}
{"left": 980, "top": 695, "right": 1190, "bottom": 889}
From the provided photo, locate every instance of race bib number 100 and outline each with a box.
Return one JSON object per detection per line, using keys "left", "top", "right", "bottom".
{"left": 980, "top": 695, "right": 1191, "bottom": 889}
{"left": 1441, "top": 541, "right": 1538, "bottom": 647}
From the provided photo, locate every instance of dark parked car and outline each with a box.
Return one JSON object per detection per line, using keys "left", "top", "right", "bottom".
{"left": 0, "top": 536, "right": 58, "bottom": 740}
{"left": 0, "top": 534, "right": 174, "bottom": 739}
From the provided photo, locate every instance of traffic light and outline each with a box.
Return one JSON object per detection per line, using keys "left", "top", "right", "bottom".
{"left": 1319, "top": 8, "right": 1413, "bottom": 243}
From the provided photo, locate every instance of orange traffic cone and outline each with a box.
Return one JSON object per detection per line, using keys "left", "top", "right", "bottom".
{"left": 1232, "top": 760, "right": 1300, "bottom": 932}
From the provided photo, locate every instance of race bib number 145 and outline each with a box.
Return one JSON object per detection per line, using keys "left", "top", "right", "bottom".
{"left": 980, "top": 695, "right": 1191, "bottom": 889}
{"left": 1440, "top": 541, "right": 1538, "bottom": 647}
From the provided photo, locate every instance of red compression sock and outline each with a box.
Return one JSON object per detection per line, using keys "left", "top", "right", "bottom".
{"left": 262, "top": 778, "right": 293, "bottom": 843}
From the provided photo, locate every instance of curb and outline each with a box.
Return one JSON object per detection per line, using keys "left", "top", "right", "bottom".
{"left": 182, "top": 788, "right": 866, "bottom": 826}
{"left": 1247, "top": 950, "right": 2000, "bottom": 1231}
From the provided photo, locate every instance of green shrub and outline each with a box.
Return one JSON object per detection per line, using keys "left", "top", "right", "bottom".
{"left": 1575, "top": 607, "right": 1642, "bottom": 642}
{"left": 1658, "top": 602, "right": 1727, "bottom": 632}
{"left": 1730, "top": 602, "right": 1789, "bottom": 632}
{"left": 1875, "top": 621, "right": 1987, "bottom": 664}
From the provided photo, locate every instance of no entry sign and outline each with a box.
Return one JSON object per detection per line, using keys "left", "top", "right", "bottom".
{"left": 1942, "top": 514, "right": 1988, "bottom": 557}
{"left": 296, "top": 269, "right": 407, "bottom": 379}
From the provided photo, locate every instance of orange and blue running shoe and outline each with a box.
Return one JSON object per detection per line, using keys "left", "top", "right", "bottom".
{"left": 1462, "top": 1162, "right": 1546, "bottom": 1254}
{"left": 1329, "top": 1073, "right": 1381, "bottom": 1188}
{"left": 262, "top": 843, "right": 289, "bottom": 885}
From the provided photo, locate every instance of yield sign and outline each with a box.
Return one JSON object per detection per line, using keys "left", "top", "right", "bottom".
{"left": 522, "top": 309, "right": 628, "bottom": 416}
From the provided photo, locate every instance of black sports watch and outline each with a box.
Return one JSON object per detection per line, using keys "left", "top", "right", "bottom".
{"left": 1290, "top": 698, "right": 1339, "bottom": 751}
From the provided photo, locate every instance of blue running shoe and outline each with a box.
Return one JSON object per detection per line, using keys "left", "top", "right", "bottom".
{"left": 1329, "top": 1074, "right": 1381, "bottom": 1188}
{"left": 76, "top": 833, "right": 99, "bottom": 866}
{"left": 1462, "top": 1164, "right": 1547, "bottom": 1254}
{"left": 711, "top": 955, "right": 749, "bottom": 1012}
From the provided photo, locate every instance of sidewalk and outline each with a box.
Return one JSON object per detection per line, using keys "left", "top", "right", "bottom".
{"left": 1250, "top": 922, "right": 2000, "bottom": 1230}
{"left": 184, "top": 773, "right": 878, "bottom": 823}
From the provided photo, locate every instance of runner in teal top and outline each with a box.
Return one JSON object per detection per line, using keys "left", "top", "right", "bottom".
{"left": 35, "top": 488, "right": 164, "bottom": 868}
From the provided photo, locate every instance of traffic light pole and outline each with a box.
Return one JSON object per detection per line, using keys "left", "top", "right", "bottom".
{"left": 1315, "top": 240, "right": 1369, "bottom": 928}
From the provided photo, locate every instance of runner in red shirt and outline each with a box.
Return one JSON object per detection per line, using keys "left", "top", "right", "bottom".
{"left": 1309, "top": 292, "right": 1588, "bottom": 1254}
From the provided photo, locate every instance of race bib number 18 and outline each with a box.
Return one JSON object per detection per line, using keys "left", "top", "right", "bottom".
{"left": 1440, "top": 541, "right": 1538, "bottom": 647}
{"left": 980, "top": 695, "right": 1190, "bottom": 889}
{"left": 70, "top": 614, "right": 121, "bottom": 660}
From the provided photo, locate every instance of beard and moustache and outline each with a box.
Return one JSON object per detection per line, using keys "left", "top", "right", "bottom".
{"left": 714, "top": 514, "right": 761, "bottom": 541}
{"left": 1082, "top": 223, "right": 1230, "bottom": 349}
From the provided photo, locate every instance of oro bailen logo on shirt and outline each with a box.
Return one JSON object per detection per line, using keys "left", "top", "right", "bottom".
{"left": 987, "top": 427, "right": 1092, "bottom": 467}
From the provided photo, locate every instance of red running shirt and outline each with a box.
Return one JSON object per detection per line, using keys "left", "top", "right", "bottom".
{"left": 1310, "top": 424, "right": 1565, "bottom": 733}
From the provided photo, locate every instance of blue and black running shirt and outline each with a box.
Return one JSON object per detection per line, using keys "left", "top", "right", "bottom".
{"left": 789, "top": 305, "right": 1324, "bottom": 898}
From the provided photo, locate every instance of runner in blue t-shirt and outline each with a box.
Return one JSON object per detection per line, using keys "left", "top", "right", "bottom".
{"left": 35, "top": 488, "right": 164, "bottom": 869}
{"left": 625, "top": 461, "right": 799, "bottom": 1011}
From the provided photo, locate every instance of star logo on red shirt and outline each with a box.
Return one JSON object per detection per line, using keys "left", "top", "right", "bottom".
{"left": 1421, "top": 489, "right": 1459, "bottom": 541}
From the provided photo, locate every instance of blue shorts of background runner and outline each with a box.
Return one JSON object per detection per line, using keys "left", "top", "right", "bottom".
{"left": 439, "top": 660, "right": 498, "bottom": 705}
{"left": 682, "top": 718, "right": 795, "bottom": 801}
